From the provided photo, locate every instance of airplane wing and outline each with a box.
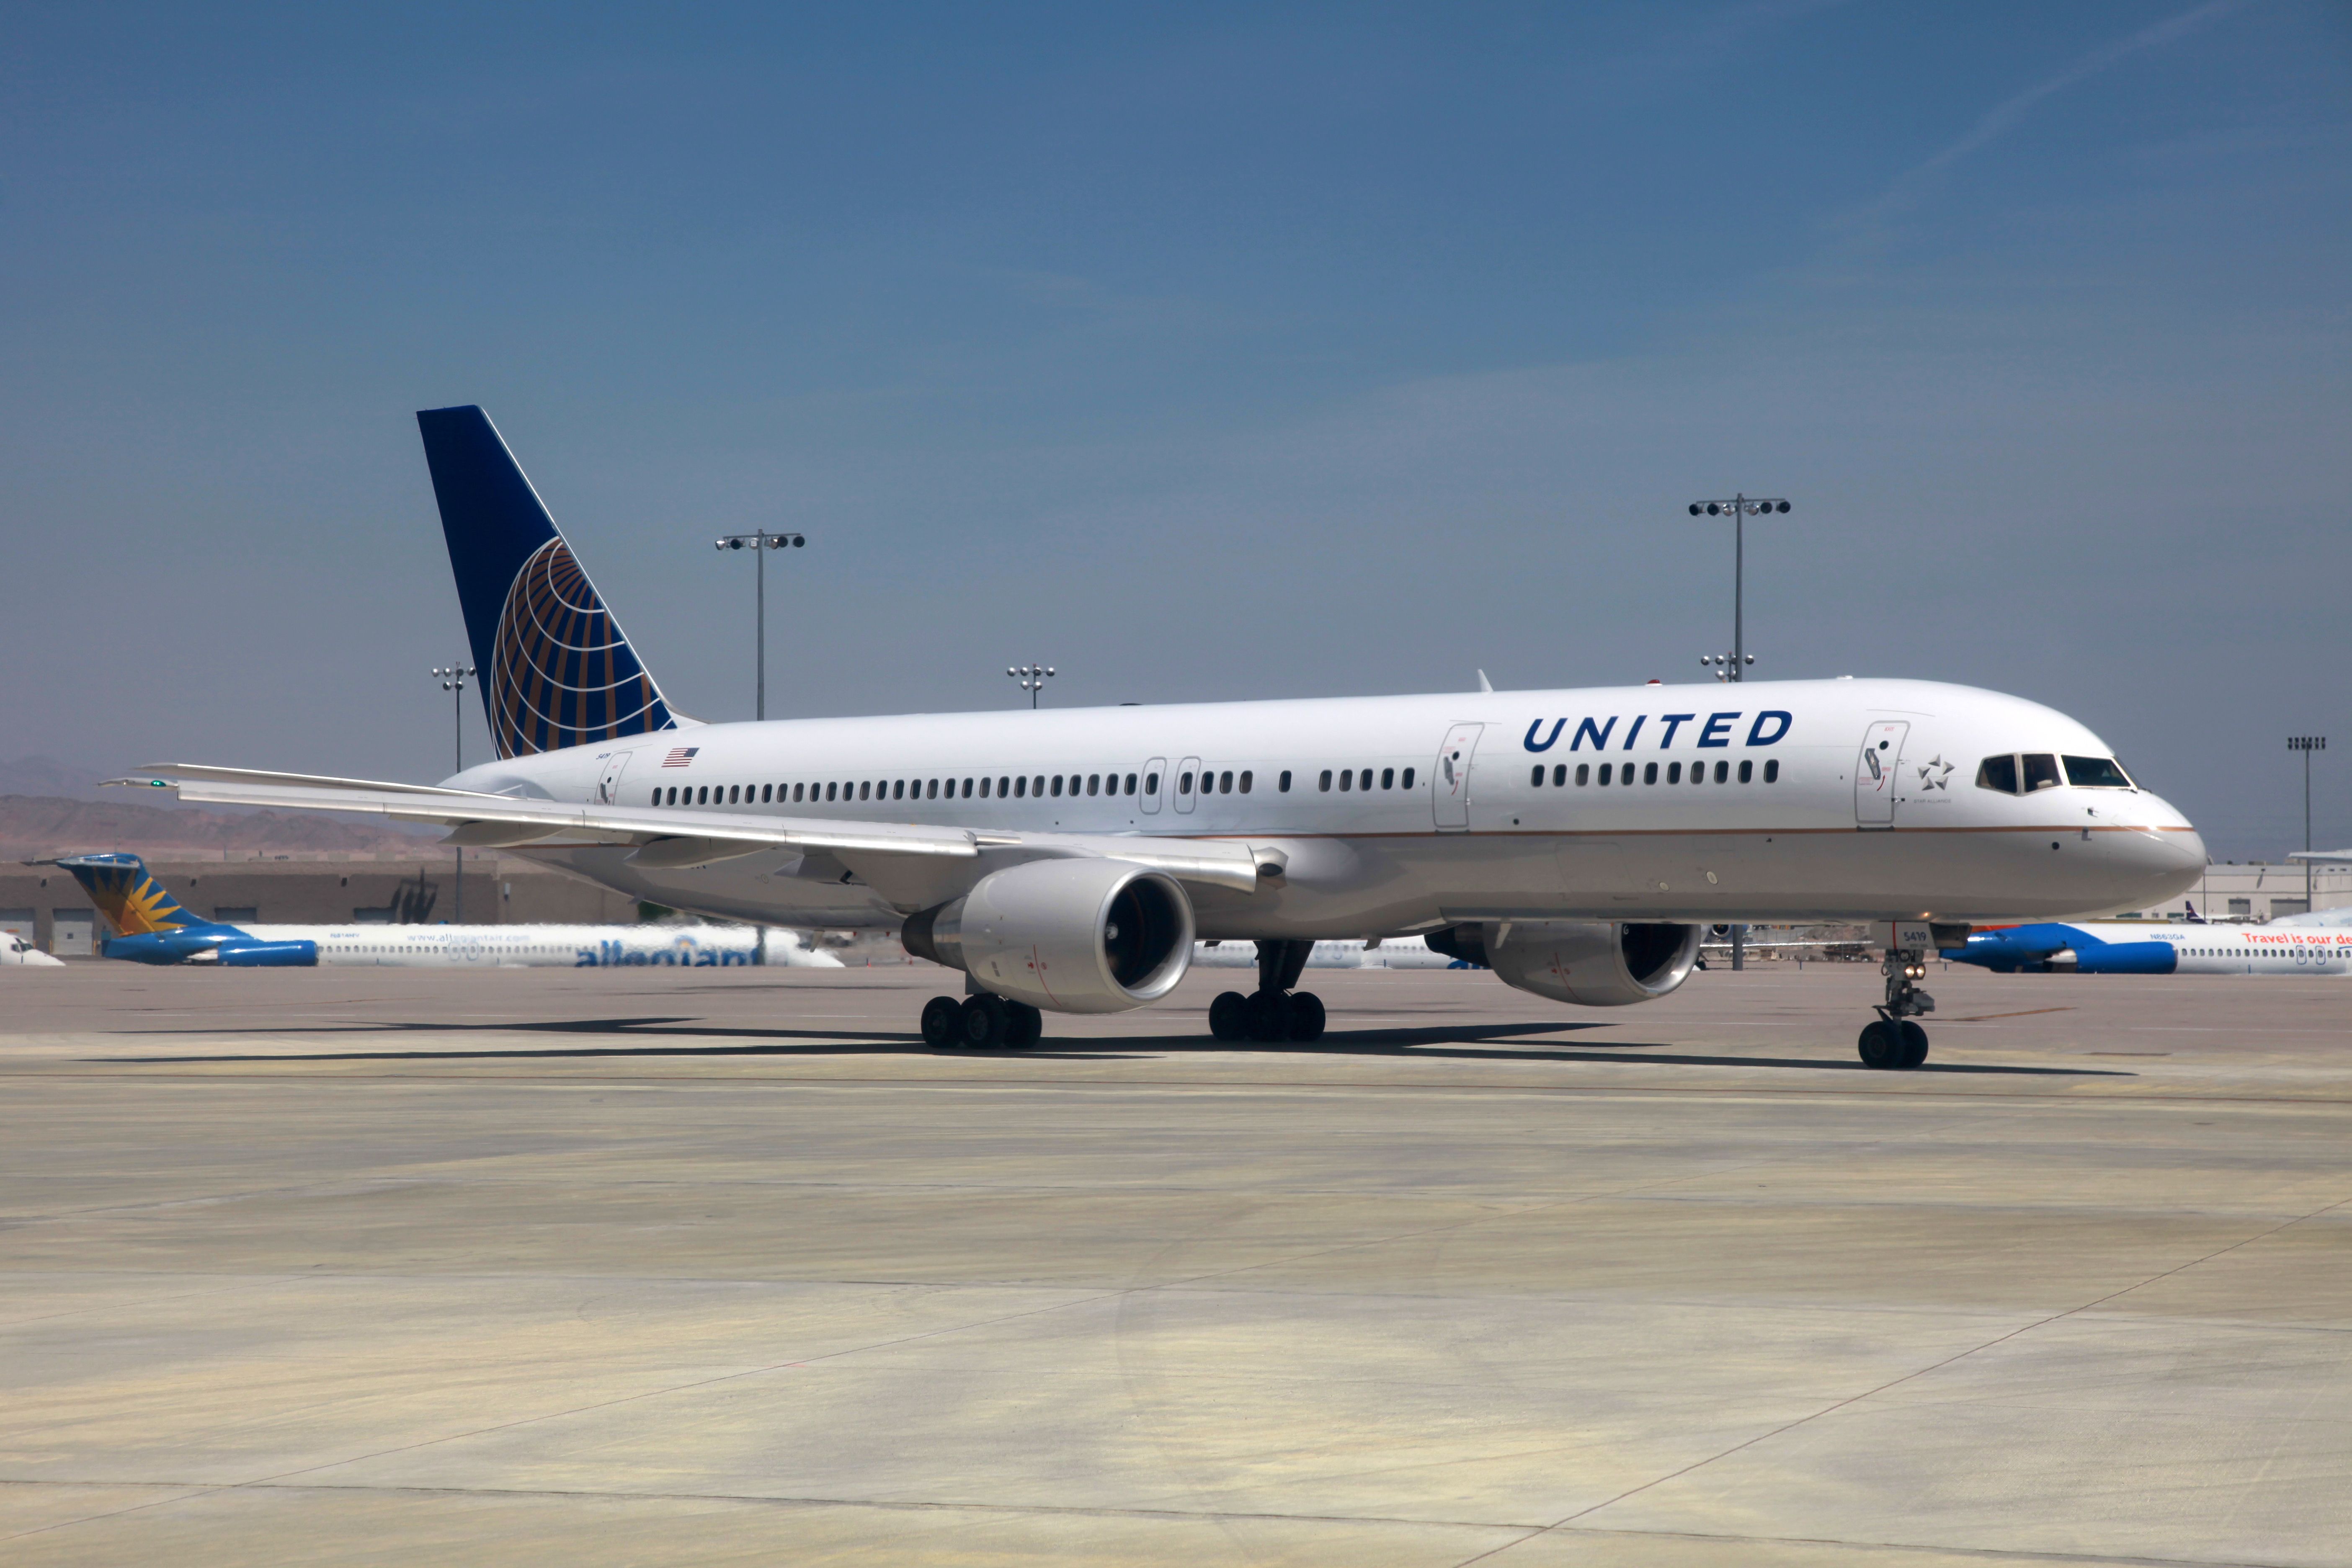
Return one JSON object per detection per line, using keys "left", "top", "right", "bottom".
{"left": 112, "top": 765, "right": 1263, "bottom": 892}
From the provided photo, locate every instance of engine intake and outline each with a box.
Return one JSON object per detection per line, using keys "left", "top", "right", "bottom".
{"left": 1430, "top": 919, "right": 1699, "bottom": 1007}
{"left": 902, "top": 859, "right": 1194, "bottom": 1014}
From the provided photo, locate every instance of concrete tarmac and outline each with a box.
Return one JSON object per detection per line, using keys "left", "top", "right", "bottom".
{"left": 1, "top": 958, "right": 2347, "bottom": 1566}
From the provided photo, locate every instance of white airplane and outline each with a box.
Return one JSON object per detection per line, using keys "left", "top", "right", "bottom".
{"left": 115, "top": 406, "right": 2207, "bottom": 1069}
{"left": 57, "top": 854, "right": 841, "bottom": 969}
{"left": 1193, "top": 936, "right": 1462, "bottom": 970}
{"left": 1, "top": 933, "right": 65, "bottom": 967}
{"left": 1944, "top": 914, "right": 2352, "bottom": 976}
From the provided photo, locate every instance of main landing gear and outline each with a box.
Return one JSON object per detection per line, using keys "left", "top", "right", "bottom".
{"left": 1208, "top": 940, "right": 1328, "bottom": 1044}
{"left": 1859, "top": 946, "right": 1934, "bottom": 1070}
{"left": 921, "top": 992, "right": 1043, "bottom": 1050}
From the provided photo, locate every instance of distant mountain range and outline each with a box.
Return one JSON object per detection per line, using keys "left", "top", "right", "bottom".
{"left": 3, "top": 781, "right": 438, "bottom": 862}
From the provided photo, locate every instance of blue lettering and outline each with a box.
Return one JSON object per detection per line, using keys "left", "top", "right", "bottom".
{"left": 1621, "top": 715, "right": 1646, "bottom": 751}
{"left": 575, "top": 948, "right": 596, "bottom": 967}
{"left": 1656, "top": 713, "right": 1695, "bottom": 748}
{"left": 1746, "top": 710, "right": 1792, "bottom": 746}
{"left": 1523, "top": 718, "right": 1567, "bottom": 752}
{"left": 695, "top": 950, "right": 717, "bottom": 967}
{"left": 1572, "top": 716, "right": 1617, "bottom": 751}
{"left": 1697, "top": 712, "right": 1739, "bottom": 748}
{"left": 623, "top": 951, "right": 645, "bottom": 966}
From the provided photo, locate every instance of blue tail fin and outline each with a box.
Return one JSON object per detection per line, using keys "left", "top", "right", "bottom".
{"left": 416, "top": 406, "right": 679, "bottom": 759}
{"left": 57, "top": 854, "right": 210, "bottom": 937}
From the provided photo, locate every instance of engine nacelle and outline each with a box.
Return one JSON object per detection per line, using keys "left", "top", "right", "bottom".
{"left": 214, "top": 939, "right": 319, "bottom": 967}
{"left": 1430, "top": 920, "right": 1699, "bottom": 1006}
{"left": 901, "top": 859, "right": 1193, "bottom": 1014}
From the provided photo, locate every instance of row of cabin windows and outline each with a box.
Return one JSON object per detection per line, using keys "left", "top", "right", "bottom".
{"left": 656, "top": 771, "right": 1163, "bottom": 808}
{"left": 1533, "top": 758, "right": 1778, "bottom": 787}
{"left": 1315, "top": 766, "right": 1415, "bottom": 793}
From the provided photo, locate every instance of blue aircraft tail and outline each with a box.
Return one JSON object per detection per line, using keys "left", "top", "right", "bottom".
{"left": 415, "top": 406, "right": 679, "bottom": 760}
{"left": 57, "top": 853, "right": 209, "bottom": 937}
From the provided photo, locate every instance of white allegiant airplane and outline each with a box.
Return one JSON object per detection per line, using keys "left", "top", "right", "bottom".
{"left": 116, "top": 407, "right": 2207, "bottom": 1069}
{"left": 57, "top": 854, "right": 842, "bottom": 969}
{"left": 1945, "top": 904, "right": 2352, "bottom": 976}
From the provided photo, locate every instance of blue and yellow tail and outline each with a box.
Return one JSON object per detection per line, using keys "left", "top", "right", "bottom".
{"left": 416, "top": 405, "right": 680, "bottom": 761}
{"left": 57, "top": 854, "right": 208, "bottom": 938}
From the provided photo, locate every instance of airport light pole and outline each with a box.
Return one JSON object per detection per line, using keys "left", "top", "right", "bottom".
{"left": 714, "top": 530, "right": 806, "bottom": 721}
{"left": 2291, "top": 736, "right": 2326, "bottom": 916}
{"left": 431, "top": 663, "right": 475, "bottom": 923}
{"left": 1008, "top": 665, "right": 1055, "bottom": 709}
{"left": 1687, "top": 495, "right": 1791, "bottom": 970}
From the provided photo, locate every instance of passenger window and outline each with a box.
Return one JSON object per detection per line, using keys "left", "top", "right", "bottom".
{"left": 1764, "top": 759, "right": 1779, "bottom": 783}
{"left": 1220, "top": 771, "right": 1233, "bottom": 793}
{"left": 1623, "top": 765, "right": 1635, "bottom": 786}
{"left": 1180, "top": 771, "right": 1195, "bottom": 795}
{"left": 1644, "top": 762, "right": 1658, "bottom": 785}
{"left": 1976, "top": 755, "right": 2018, "bottom": 794}
{"left": 724, "top": 785, "right": 735, "bottom": 804}
{"left": 1532, "top": 764, "right": 1545, "bottom": 787}
{"left": 965, "top": 779, "right": 975, "bottom": 797}
{"left": 696, "top": 786, "right": 708, "bottom": 805}
{"left": 1599, "top": 763, "right": 1612, "bottom": 785}
{"left": 1050, "top": 776, "right": 1063, "bottom": 797}
{"left": 2063, "top": 756, "right": 2133, "bottom": 788}
{"left": 1551, "top": 764, "right": 1565, "bottom": 787}
{"left": 999, "top": 777, "right": 1011, "bottom": 796}
{"left": 1401, "top": 767, "right": 1414, "bottom": 788}
{"left": 1339, "top": 769, "right": 1352, "bottom": 792}
{"left": 1576, "top": 763, "right": 1589, "bottom": 786}
{"left": 760, "top": 784, "right": 771, "bottom": 803}
{"left": 1124, "top": 774, "right": 1135, "bottom": 794}
{"left": 1086, "top": 774, "right": 1099, "bottom": 796}
{"left": 1713, "top": 761, "right": 1728, "bottom": 784}
{"left": 1359, "top": 769, "right": 1373, "bottom": 791}
{"left": 1014, "top": 776, "right": 1026, "bottom": 797}
{"left": 794, "top": 784, "right": 805, "bottom": 802}
{"left": 1381, "top": 768, "right": 1394, "bottom": 789}
{"left": 1239, "top": 771, "right": 1252, "bottom": 793}
{"left": 1318, "top": 770, "right": 1332, "bottom": 791}
{"left": 1738, "top": 760, "right": 1752, "bottom": 783}
{"left": 2023, "top": 753, "right": 2061, "bottom": 792}
{"left": 825, "top": 782, "right": 837, "bottom": 802}
{"left": 1667, "top": 762, "right": 1681, "bottom": 784}
{"left": 1145, "top": 773, "right": 1158, "bottom": 795}
{"left": 1279, "top": 771, "right": 1292, "bottom": 792}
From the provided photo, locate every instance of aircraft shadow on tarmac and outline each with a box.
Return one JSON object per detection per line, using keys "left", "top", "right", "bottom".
{"left": 105, "top": 1015, "right": 2126, "bottom": 1075}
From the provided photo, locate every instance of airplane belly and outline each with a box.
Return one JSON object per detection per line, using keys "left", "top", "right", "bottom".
{"left": 516, "top": 845, "right": 904, "bottom": 928}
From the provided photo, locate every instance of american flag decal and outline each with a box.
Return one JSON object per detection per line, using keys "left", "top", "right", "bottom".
{"left": 661, "top": 747, "right": 700, "bottom": 768}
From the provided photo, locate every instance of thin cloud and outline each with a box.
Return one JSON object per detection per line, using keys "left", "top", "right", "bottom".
{"left": 1872, "top": 0, "right": 2256, "bottom": 215}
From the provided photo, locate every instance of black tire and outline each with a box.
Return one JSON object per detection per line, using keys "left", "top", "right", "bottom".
{"left": 1857, "top": 1019, "right": 1898, "bottom": 1070}
{"left": 921, "top": 995, "right": 962, "bottom": 1048}
{"left": 960, "top": 993, "right": 1009, "bottom": 1048}
{"left": 1208, "top": 990, "right": 1250, "bottom": 1041}
{"left": 1287, "top": 990, "right": 1326, "bottom": 1042}
{"left": 1897, "top": 1020, "right": 1929, "bottom": 1070}
{"left": 1004, "top": 1001, "right": 1043, "bottom": 1047}
{"left": 1246, "top": 988, "right": 1292, "bottom": 1043}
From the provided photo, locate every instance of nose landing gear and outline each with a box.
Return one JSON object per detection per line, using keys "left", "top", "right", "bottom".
{"left": 1859, "top": 946, "right": 1933, "bottom": 1070}
{"left": 1207, "top": 939, "right": 1327, "bottom": 1043}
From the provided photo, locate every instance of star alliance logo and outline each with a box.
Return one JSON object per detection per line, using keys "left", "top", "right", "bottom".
{"left": 1917, "top": 756, "right": 1955, "bottom": 791}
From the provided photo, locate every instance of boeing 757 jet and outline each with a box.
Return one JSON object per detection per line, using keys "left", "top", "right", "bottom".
{"left": 118, "top": 407, "right": 2206, "bottom": 1068}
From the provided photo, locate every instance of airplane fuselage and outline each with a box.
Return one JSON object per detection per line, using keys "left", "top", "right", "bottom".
{"left": 449, "top": 677, "right": 2205, "bottom": 938}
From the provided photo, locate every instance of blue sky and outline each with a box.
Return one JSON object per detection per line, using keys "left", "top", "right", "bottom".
{"left": 2, "top": 2, "right": 2345, "bottom": 859}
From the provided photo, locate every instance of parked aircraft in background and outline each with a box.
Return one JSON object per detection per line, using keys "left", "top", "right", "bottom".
{"left": 1193, "top": 936, "right": 1462, "bottom": 970}
{"left": 118, "top": 406, "right": 2205, "bottom": 1069}
{"left": 2, "top": 934, "right": 64, "bottom": 967}
{"left": 57, "top": 854, "right": 840, "bottom": 969}
{"left": 1944, "top": 915, "right": 2351, "bottom": 976}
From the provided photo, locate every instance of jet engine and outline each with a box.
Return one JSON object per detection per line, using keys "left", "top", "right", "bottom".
{"left": 901, "top": 858, "right": 1193, "bottom": 1014}
{"left": 1428, "top": 920, "right": 1699, "bottom": 1006}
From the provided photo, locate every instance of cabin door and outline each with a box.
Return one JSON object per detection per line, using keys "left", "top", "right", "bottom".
{"left": 1433, "top": 723, "right": 1484, "bottom": 832}
{"left": 1854, "top": 722, "right": 1909, "bottom": 828}
{"left": 596, "top": 750, "right": 634, "bottom": 805}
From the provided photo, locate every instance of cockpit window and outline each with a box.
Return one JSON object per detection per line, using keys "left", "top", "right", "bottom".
{"left": 2063, "top": 756, "right": 2134, "bottom": 789}
{"left": 1975, "top": 755, "right": 2019, "bottom": 795}
{"left": 2022, "top": 753, "right": 2062, "bottom": 792}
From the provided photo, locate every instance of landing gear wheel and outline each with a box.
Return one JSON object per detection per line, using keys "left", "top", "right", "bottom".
{"left": 1208, "top": 990, "right": 1250, "bottom": 1041}
{"left": 1287, "top": 991, "right": 1326, "bottom": 1043}
{"left": 959, "top": 993, "right": 1009, "bottom": 1049}
{"left": 921, "top": 995, "right": 962, "bottom": 1048}
{"left": 1897, "top": 1020, "right": 1929, "bottom": 1070}
{"left": 1004, "top": 1001, "right": 1043, "bottom": 1048}
{"left": 1857, "top": 1019, "right": 1898, "bottom": 1070}
{"left": 1246, "top": 988, "right": 1293, "bottom": 1043}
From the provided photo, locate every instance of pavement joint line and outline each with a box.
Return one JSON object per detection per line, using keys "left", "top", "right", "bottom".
{"left": 1534, "top": 1522, "right": 2289, "bottom": 1568}
{"left": 1453, "top": 1189, "right": 2352, "bottom": 1568}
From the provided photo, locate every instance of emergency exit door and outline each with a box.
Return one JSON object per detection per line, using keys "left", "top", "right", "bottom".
{"left": 1433, "top": 723, "right": 1483, "bottom": 832}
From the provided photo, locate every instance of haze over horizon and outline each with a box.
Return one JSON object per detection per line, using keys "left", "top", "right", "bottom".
{"left": 3, "top": 3, "right": 2345, "bottom": 861}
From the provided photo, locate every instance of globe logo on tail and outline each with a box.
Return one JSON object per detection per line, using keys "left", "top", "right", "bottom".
{"left": 490, "top": 538, "right": 675, "bottom": 758}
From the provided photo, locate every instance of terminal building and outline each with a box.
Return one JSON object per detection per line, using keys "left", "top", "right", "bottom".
{"left": 2115, "top": 860, "right": 2349, "bottom": 924}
